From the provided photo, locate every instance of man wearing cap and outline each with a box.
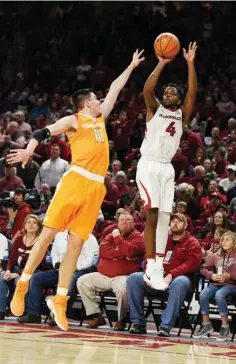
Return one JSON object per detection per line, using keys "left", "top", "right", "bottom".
{"left": 200, "top": 192, "right": 224, "bottom": 224}
{"left": 219, "top": 165, "right": 236, "bottom": 193}
{"left": 127, "top": 213, "right": 202, "bottom": 337}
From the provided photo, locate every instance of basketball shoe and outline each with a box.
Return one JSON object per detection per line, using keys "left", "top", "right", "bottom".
{"left": 10, "top": 280, "right": 29, "bottom": 316}
{"left": 47, "top": 295, "right": 69, "bottom": 331}
{"left": 144, "top": 259, "right": 168, "bottom": 290}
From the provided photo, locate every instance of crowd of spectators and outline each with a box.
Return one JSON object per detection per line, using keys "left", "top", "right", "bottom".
{"left": 0, "top": 2, "right": 235, "bottom": 340}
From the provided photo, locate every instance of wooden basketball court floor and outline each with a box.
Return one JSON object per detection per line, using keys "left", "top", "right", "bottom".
{"left": 0, "top": 319, "right": 235, "bottom": 364}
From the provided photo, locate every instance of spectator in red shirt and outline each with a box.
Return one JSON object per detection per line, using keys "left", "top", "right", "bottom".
{"left": 200, "top": 192, "right": 224, "bottom": 224}
{"left": 10, "top": 186, "right": 32, "bottom": 242}
{"left": 192, "top": 148, "right": 206, "bottom": 167}
{"left": 220, "top": 118, "right": 236, "bottom": 139}
{"left": 213, "top": 148, "right": 230, "bottom": 177}
{"left": 109, "top": 140, "right": 117, "bottom": 164}
{"left": 172, "top": 148, "right": 189, "bottom": 180}
{"left": 115, "top": 171, "right": 129, "bottom": 199}
{"left": 101, "top": 208, "right": 125, "bottom": 239}
{"left": 112, "top": 110, "right": 131, "bottom": 165}
{"left": 127, "top": 159, "right": 138, "bottom": 181}
{"left": 0, "top": 214, "right": 44, "bottom": 320}
{"left": 0, "top": 165, "right": 24, "bottom": 195}
{"left": 77, "top": 212, "right": 145, "bottom": 331}
{"left": 180, "top": 125, "right": 204, "bottom": 164}
{"left": 127, "top": 213, "right": 201, "bottom": 336}
{"left": 226, "top": 140, "right": 236, "bottom": 164}
{"left": 102, "top": 171, "right": 119, "bottom": 219}
{"left": 197, "top": 96, "right": 221, "bottom": 121}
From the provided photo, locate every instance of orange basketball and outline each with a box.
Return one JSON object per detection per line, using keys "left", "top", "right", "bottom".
{"left": 154, "top": 32, "right": 180, "bottom": 59}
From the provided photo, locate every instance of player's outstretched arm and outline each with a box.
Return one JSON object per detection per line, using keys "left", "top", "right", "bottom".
{"left": 100, "top": 49, "right": 145, "bottom": 120}
{"left": 7, "top": 115, "right": 76, "bottom": 168}
{"left": 182, "top": 42, "right": 197, "bottom": 124}
{"left": 143, "top": 56, "right": 173, "bottom": 122}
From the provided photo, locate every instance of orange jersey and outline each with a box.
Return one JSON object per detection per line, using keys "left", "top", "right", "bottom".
{"left": 67, "top": 113, "right": 109, "bottom": 177}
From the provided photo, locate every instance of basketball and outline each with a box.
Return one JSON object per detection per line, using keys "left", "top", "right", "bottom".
{"left": 154, "top": 33, "right": 180, "bottom": 59}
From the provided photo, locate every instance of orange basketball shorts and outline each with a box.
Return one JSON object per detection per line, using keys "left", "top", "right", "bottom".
{"left": 43, "top": 168, "right": 106, "bottom": 240}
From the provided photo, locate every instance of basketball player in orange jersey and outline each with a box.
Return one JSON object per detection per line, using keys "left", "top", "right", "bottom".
{"left": 136, "top": 42, "right": 197, "bottom": 290}
{"left": 7, "top": 49, "right": 145, "bottom": 331}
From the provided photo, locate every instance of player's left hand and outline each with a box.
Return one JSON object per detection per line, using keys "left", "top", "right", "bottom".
{"left": 130, "top": 49, "right": 145, "bottom": 69}
{"left": 183, "top": 42, "right": 197, "bottom": 63}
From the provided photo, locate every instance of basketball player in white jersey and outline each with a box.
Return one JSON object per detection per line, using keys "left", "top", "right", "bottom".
{"left": 136, "top": 42, "right": 197, "bottom": 290}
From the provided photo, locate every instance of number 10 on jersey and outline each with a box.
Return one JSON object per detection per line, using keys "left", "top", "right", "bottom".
{"left": 94, "top": 129, "right": 104, "bottom": 142}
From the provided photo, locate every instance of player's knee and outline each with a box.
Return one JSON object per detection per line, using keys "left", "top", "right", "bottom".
{"left": 68, "top": 232, "right": 84, "bottom": 251}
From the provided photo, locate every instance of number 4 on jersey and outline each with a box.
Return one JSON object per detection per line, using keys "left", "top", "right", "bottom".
{"left": 165, "top": 122, "right": 176, "bottom": 137}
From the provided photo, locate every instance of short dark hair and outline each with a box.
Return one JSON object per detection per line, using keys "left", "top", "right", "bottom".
{"left": 166, "top": 83, "right": 184, "bottom": 102}
{"left": 71, "top": 89, "right": 92, "bottom": 110}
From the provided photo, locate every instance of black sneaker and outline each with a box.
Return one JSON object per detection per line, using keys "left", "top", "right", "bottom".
{"left": 0, "top": 312, "right": 5, "bottom": 320}
{"left": 17, "top": 314, "right": 41, "bottom": 324}
{"left": 129, "top": 324, "right": 147, "bottom": 334}
{"left": 157, "top": 327, "right": 170, "bottom": 337}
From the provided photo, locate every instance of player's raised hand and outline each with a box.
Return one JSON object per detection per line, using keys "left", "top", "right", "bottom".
{"left": 7, "top": 149, "right": 32, "bottom": 169}
{"left": 183, "top": 42, "right": 197, "bottom": 63}
{"left": 130, "top": 49, "right": 145, "bottom": 69}
{"left": 156, "top": 55, "right": 173, "bottom": 65}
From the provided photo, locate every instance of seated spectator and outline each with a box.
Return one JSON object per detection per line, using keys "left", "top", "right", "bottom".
{"left": 226, "top": 140, "right": 236, "bottom": 164}
{"left": 18, "top": 231, "right": 98, "bottom": 324}
{"left": 127, "top": 213, "right": 202, "bottom": 336}
{"left": 213, "top": 148, "right": 230, "bottom": 178}
{"left": 102, "top": 171, "right": 119, "bottom": 219}
{"left": 0, "top": 233, "right": 9, "bottom": 269}
{"left": 175, "top": 201, "right": 193, "bottom": 232}
{"left": 101, "top": 208, "right": 125, "bottom": 239}
{"left": 180, "top": 125, "right": 203, "bottom": 164}
{"left": 16, "top": 155, "right": 40, "bottom": 189}
{"left": 115, "top": 171, "right": 129, "bottom": 199}
{"left": 219, "top": 165, "right": 236, "bottom": 193}
{"left": 77, "top": 212, "right": 145, "bottom": 331}
{"left": 127, "top": 159, "right": 138, "bottom": 181}
{"left": 48, "top": 136, "right": 70, "bottom": 162}
{"left": 193, "top": 232, "right": 236, "bottom": 341}
{"left": 206, "top": 136, "right": 226, "bottom": 160}
{"left": 109, "top": 140, "right": 117, "bottom": 164}
{"left": 0, "top": 121, "right": 25, "bottom": 154}
{"left": 200, "top": 192, "right": 225, "bottom": 225}
{"left": 119, "top": 180, "right": 137, "bottom": 210}
{"left": 172, "top": 148, "right": 189, "bottom": 180}
{"left": 13, "top": 111, "right": 32, "bottom": 137}
{"left": 190, "top": 165, "right": 207, "bottom": 189}
{"left": 216, "top": 93, "right": 236, "bottom": 117}
{"left": 0, "top": 164, "right": 24, "bottom": 195}
{"left": 197, "top": 180, "right": 227, "bottom": 212}
{"left": 203, "top": 159, "right": 217, "bottom": 180}
{"left": 0, "top": 215, "right": 43, "bottom": 320}
{"left": 204, "top": 127, "right": 220, "bottom": 147}
{"left": 111, "top": 160, "right": 122, "bottom": 183}
{"left": 34, "top": 143, "right": 69, "bottom": 194}
{"left": 221, "top": 118, "right": 236, "bottom": 139}
{"left": 175, "top": 183, "right": 200, "bottom": 220}
{"left": 0, "top": 147, "right": 10, "bottom": 178}
{"left": 10, "top": 186, "right": 32, "bottom": 242}
{"left": 192, "top": 148, "right": 206, "bottom": 167}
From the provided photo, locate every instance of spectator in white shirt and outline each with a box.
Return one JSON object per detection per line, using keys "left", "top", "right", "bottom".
{"left": 34, "top": 143, "right": 69, "bottom": 193}
{"left": 0, "top": 233, "right": 9, "bottom": 269}
{"left": 219, "top": 165, "right": 236, "bottom": 192}
{"left": 17, "top": 230, "right": 99, "bottom": 324}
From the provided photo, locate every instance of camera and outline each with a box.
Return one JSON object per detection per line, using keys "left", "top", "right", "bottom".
{"left": 0, "top": 192, "right": 15, "bottom": 208}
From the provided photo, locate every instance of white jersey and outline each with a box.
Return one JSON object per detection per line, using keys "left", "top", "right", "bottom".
{"left": 140, "top": 105, "right": 183, "bottom": 162}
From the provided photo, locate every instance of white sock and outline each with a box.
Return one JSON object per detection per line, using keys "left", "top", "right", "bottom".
{"left": 57, "top": 286, "right": 68, "bottom": 296}
{"left": 20, "top": 273, "right": 32, "bottom": 282}
{"left": 156, "top": 211, "right": 170, "bottom": 255}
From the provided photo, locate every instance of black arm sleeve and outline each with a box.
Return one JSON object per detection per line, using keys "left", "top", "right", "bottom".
{"left": 33, "top": 128, "right": 51, "bottom": 143}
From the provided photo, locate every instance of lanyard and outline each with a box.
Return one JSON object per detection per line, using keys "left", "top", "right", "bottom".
{"left": 222, "top": 252, "right": 231, "bottom": 268}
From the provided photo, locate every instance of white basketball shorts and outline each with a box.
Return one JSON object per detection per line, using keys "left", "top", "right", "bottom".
{"left": 136, "top": 157, "right": 175, "bottom": 212}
